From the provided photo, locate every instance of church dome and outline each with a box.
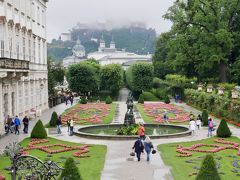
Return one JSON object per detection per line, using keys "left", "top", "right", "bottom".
{"left": 73, "top": 39, "right": 85, "bottom": 52}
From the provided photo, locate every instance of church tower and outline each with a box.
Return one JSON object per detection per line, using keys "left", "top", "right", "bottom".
{"left": 110, "top": 36, "right": 116, "bottom": 49}
{"left": 99, "top": 35, "right": 105, "bottom": 48}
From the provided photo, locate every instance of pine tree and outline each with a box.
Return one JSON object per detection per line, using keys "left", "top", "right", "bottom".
{"left": 138, "top": 94, "right": 144, "bottom": 104}
{"left": 105, "top": 96, "right": 112, "bottom": 104}
{"left": 31, "top": 120, "right": 47, "bottom": 139}
{"left": 217, "top": 119, "right": 232, "bottom": 138}
{"left": 49, "top": 111, "right": 58, "bottom": 127}
{"left": 196, "top": 155, "right": 220, "bottom": 180}
{"left": 60, "top": 157, "right": 82, "bottom": 180}
{"left": 202, "top": 109, "right": 208, "bottom": 126}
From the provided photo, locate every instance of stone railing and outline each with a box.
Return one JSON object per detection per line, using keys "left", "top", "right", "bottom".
{"left": 0, "top": 58, "right": 29, "bottom": 70}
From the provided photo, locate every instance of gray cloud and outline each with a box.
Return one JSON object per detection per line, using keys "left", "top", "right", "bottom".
{"left": 47, "top": 0, "right": 174, "bottom": 41}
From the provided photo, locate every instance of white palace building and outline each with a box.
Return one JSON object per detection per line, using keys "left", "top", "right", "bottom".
{"left": 88, "top": 37, "right": 152, "bottom": 69}
{"left": 0, "top": 0, "right": 49, "bottom": 135}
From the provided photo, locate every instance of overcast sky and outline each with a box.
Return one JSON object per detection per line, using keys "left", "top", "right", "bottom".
{"left": 46, "top": 0, "right": 175, "bottom": 41}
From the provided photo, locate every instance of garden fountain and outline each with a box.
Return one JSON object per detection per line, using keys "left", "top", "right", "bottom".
{"left": 75, "top": 92, "right": 191, "bottom": 140}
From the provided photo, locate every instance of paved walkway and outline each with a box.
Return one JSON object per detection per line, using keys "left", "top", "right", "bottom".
{"left": 0, "top": 99, "right": 78, "bottom": 153}
{"left": 1, "top": 89, "right": 240, "bottom": 180}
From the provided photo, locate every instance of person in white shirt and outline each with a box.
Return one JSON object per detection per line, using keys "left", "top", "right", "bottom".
{"left": 189, "top": 119, "right": 196, "bottom": 135}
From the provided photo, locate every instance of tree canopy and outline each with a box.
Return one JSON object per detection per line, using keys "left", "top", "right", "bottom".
{"left": 153, "top": 0, "right": 240, "bottom": 83}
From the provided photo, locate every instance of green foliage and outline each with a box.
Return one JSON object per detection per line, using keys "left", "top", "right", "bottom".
{"left": 164, "top": 96, "right": 170, "bottom": 104}
{"left": 138, "top": 94, "right": 144, "bottom": 104}
{"left": 47, "top": 58, "right": 56, "bottom": 96}
{"left": 202, "top": 110, "right": 209, "bottom": 127}
{"left": 49, "top": 111, "right": 58, "bottom": 127}
{"left": 79, "top": 97, "right": 88, "bottom": 104}
{"left": 67, "top": 62, "right": 99, "bottom": 94}
{"left": 60, "top": 157, "right": 82, "bottom": 180}
{"left": 126, "top": 63, "right": 154, "bottom": 92}
{"left": 217, "top": 119, "right": 232, "bottom": 138}
{"left": 105, "top": 96, "right": 112, "bottom": 104}
{"left": 31, "top": 120, "right": 47, "bottom": 139}
{"left": 152, "top": 77, "right": 162, "bottom": 89}
{"left": 165, "top": 74, "right": 197, "bottom": 88}
{"left": 154, "top": 88, "right": 169, "bottom": 100}
{"left": 217, "top": 83, "right": 236, "bottom": 91}
{"left": 100, "top": 64, "right": 123, "bottom": 93}
{"left": 117, "top": 124, "right": 139, "bottom": 135}
{"left": 185, "top": 89, "right": 240, "bottom": 124}
{"left": 156, "top": 0, "right": 240, "bottom": 83}
{"left": 196, "top": 155, "right": 220, "bottom": 180}
{"left": 142, "top": 92, "right": 159, "bottom": 101}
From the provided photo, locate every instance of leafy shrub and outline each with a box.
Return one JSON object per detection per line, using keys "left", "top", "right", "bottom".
{"left": 142, "top": 92, "right": 159, "bottom": 101}
{"left": 60, "top": 157, "right": 82, "bottom": 180}
{"left": 117, "top": 124, "right": 139, "bottom": 135}
{"left": 217, "top": 83, "right": 236, "bottom": 91}
{"left": 217, "top": 119, "right": 232, "bottom": 138}
{"left": 79, "top": 97, "right": 88, "bottom": 104}
{"left": 31, "top": 120, "right": 47, "bottom": 139}
{"left": 196, "top": 155, "right": 220, "bottom": 180}
{"left": 185, "top": 89, "right": 240, "bottom": 124}
{"left": 105, "top": 96, "right": 112, "bottom": 104}
{"left": 49, "top": 111, "right": 58, "bottom": 127}
{"left": 202, "top": 109, "right": 208, "bottom": 126}
{"left": 152, "top": 77, "right": 162, "bottom": 88}
{"left": 155, "top": 88, "right": 168, "bottom": 100}
{"left": 138, "top": 94, "right": 144, "bottom": 104}
{"left": 165, "top": 74, "right": 197, "bottom": 89}
{"left": 164, "top": 96, "right": 170, "bottom": 104}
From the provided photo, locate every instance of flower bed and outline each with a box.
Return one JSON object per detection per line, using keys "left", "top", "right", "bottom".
{"left": 62, "top": 103, "right": 111, "bottom": 125}
{"left": 21, "top": 139, "right": 90, "bottom": 158}
{"left": 142, "top": 103, "right": 190, "bottom": 123}
{"left": 176, "top": 139, "right": 240, "bottom": 157}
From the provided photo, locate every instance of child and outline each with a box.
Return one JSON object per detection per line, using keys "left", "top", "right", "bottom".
{"left": 189, "top": 119, "right": 196, "bottom": 135}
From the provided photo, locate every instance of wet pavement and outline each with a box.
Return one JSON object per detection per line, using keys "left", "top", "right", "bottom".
{"left": 1, "top": 89, "right": 239, "bottom": 180}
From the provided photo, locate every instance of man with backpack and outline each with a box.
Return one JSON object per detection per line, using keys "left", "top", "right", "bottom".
{"left": 132, "top": 137, "right": 144, "bottom": 161}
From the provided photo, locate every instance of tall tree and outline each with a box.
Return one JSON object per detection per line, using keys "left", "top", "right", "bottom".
{"left": 161, "top": 0, "right": 240, "bottom": 82}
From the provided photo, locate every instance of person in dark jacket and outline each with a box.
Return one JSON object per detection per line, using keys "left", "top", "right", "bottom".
{"left": 56, "top": 115, "right": 62, "bottom": 134}
{"left": 132, "top": 137, "right": 144, "bottom": 161}
{"left": 22, "top": 116, "right": 29, "bottom": 134}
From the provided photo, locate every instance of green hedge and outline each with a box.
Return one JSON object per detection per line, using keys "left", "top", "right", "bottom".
{"left": 142, "top": 92, "right": 159, "bottom": 101}
{"left": 185, "top": 89, "right": 240, "bottom": 123}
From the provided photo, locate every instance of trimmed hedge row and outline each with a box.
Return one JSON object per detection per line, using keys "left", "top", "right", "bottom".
{"left": 185, "top": 89, "right": 240, "bottom": 124}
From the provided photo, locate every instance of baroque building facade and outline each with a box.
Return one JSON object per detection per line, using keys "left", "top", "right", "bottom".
{"left": 0, "top": 0, "right": 49, "bottom": 135}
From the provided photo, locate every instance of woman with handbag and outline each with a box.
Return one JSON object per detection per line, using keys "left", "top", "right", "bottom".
{"left": 144, "top": 136, "right": 154, "bottom": 162}
{"left": 132, "top": 137, "right": 144, "bottom": 161}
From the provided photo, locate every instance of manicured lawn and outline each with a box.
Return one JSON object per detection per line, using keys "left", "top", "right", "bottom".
{"left": 0, "top": 137, "right": 107, "bottom": 180}
{"left": 61, "top": 103, "right": 116, "bottom": 125}
{"left": 158, "top": 137, "right": 240, "bottom": 180}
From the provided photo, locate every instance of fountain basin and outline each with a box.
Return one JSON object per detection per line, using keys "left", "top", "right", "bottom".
{"left": 75, "top": 124, "right": 191, "bottom": 140}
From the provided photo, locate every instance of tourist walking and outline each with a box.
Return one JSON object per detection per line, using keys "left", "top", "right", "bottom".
{"left": 207, "top": 117, "right": 214, "bottom": 137}
{"left": 69, "top": 119, "right": 74, "bottom": 136}
{"left": 138, "top": 123, "right": 145, "bottom": 140}
{"left": 163, "top": 110, "right": 169, "bottom": 124}
{"left": 22, "top": 116, "right": 29, "bottom": 134}
{"left": 14, "top": 116, "right": 21, "bottom": 135}
{"left": 189, "top": 119, "right": 196, "bottom": 135}
{"left": 5, "top": 115, "right": 13, "bottom": 134}
{"left": 144, "top": 136, "right": 154, "bottom": 162}
{"left": 132, "top": 137, "right": 144, "bottom": 161}
{"left": 67, "top": 119, "right": 70, "bottom": 132}
{"left": 196, "top": 114, "right": 202, "bottom": 130}
{"left": 56, "top": 115, "right": 62, "bottom": 134}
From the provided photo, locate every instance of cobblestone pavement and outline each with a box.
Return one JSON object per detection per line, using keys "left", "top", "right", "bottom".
{"left": 1, "top": 90, "right": 239, "bottom": 180}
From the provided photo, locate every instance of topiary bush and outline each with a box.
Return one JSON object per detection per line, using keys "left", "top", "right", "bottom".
{"left": 164, "top": 96, "right": 170, "bottom": 104}
{"left": 196, "top": 155, "right": 220, "bottom": 180}
{"left": 60, "top": 157, "right": 82, "bottom": 180}
{"left": 105, "top": 96, "right": 112, "bottom": 104}
{"left": 142, "top": 91, "right": 159, "bottom": 101}
{"left": 202, "top": 109, "right": 208, "bottom": 126}
{"left": 79, "top": 97, "right": 87, "bottom": 104}
{"left": 31, "top": 120, "right": 47, "bottom": 139}
{"left": 217, "top": 119, "right": 232, "bottom": 138}
{"left": 49, "top": 111, "right": 58, "bottom": 127}
{"left": 138, "top": 94, "right": 144, "bottom": 104}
